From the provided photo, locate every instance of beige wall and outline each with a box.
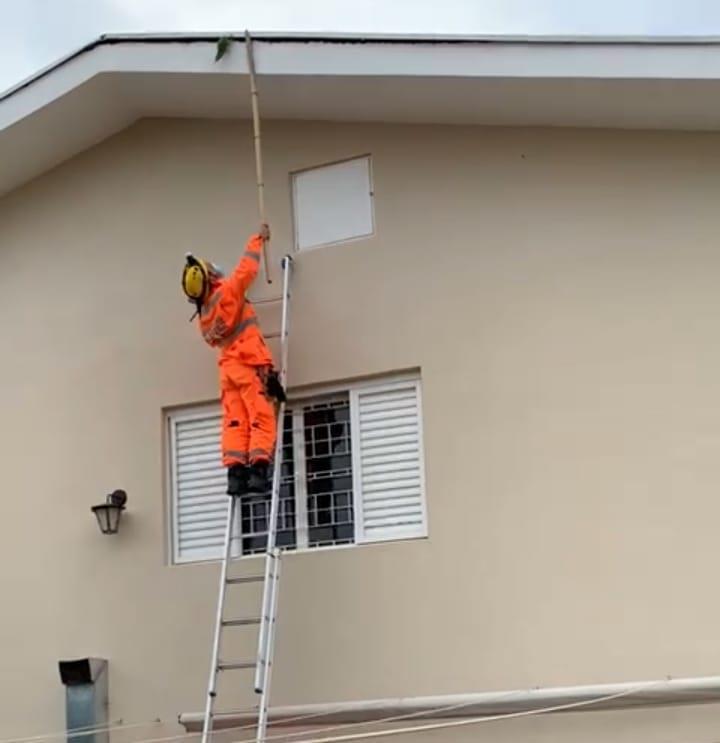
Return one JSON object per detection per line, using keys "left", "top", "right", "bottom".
{"left": 2, "top": 118, "right": 720, "bottom": 740}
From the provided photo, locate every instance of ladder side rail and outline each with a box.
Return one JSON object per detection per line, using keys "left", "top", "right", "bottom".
{"left": 256, "top": 555, "right": 282, "bottom": 742}
{"left": 267, "top": 255, "right": 292, "bottom": 555}
{"left": 201, "top": 496, "right": 238, "bottom": 743}
{"left": 253, "top": 425, "right": 283, "bottom": 695}
{"left": 254, "top": 255, "right": 293, "bottom": 695}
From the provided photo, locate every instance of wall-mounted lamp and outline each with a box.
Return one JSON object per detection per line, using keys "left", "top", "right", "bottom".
{"left": 91, "top": 490, "right": 127, "bottom": 535}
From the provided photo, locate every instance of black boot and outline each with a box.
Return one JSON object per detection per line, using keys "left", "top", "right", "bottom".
{"left": 227, "top": 464, "right": 249, "bottom": 496}
{"left": 246, "top": 461, "right": 270, "bottom": 494}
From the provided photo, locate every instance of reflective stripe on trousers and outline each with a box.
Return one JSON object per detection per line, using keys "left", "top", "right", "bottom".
{"left": 223, "top": 449, "right": 248, "bottom": 465}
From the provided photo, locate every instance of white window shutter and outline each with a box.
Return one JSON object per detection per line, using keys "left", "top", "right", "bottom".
{"left": 292, "top": 156, "right": 374, "bottom": 251}
{"left": 351, "top": 379, "right": 428, "bottom": 543}
{"left": 169, "top": 407, "right": 228, "bottom": 563}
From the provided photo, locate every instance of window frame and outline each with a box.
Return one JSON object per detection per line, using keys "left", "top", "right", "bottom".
{"left": 166, "top": 373, "right": 427, "bottom": 565}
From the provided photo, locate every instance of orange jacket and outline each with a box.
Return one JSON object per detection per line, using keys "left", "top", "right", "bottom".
{"left": 198, "top": 234, "right": 273, "bottom": 368}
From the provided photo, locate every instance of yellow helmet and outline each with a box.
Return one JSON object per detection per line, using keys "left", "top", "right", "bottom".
{"left": 182, "top": 254, "right": 211, "bottom": 303}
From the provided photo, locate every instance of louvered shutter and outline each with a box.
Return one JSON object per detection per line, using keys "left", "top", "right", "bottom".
{"left": 351, "top": 379, "right": 428, "bottom": 543}
{"left": 169, "top": 406, "right": 229, "bottom": 563}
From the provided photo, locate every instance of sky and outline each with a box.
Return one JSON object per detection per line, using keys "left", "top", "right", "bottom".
{"left": 3, "top": 0, "right": 720, "bottom": 92}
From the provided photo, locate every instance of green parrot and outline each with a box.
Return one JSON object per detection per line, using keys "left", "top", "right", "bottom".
{"left": 215, "top": 37, "right": 232, "bottom": 62}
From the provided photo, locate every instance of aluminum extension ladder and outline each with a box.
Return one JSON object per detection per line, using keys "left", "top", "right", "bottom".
{"left": 201, "top": 254, "right": 293, "bottom": 743}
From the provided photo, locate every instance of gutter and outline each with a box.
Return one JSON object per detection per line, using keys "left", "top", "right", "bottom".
{"left": 8, "top": 29, "right": 720, "bottom": 103}
{"left": 178, "top": 674, "right": 720, "bottom": 731}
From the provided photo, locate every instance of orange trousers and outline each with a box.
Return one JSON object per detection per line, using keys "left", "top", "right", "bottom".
{"left": 219, "top": 362, "right": 277, "bottom": 467}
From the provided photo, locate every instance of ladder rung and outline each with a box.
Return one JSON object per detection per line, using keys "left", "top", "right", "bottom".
{"left": 221, "top": 617, "right": 261, "bottom": 627}
{"left": 226, "top": 575, "right": 264, "bottom": 585}
{"left": 218, "top": 661, "right": 256, "bottom": 671}
{"left": 214, "top": 707, "right": 259, "bottom": 718}
{"left": 250, "top": 296, "right": 283, "bottom": 306}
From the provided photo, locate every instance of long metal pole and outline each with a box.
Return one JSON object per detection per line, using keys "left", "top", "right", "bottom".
{"left": 245, "top": 31, "right": 272, "bottom": 284}
{"left": 201, "top": 496, "right": 237, "bottom": 743}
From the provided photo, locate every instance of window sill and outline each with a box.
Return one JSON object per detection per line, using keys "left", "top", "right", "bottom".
{"left": 170, "top": 533, "right": 428, "bottom": 567}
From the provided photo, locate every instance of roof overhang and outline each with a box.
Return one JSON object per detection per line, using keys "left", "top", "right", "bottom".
{"left": 5, "top": 32, "right": 720, "bottom": 196}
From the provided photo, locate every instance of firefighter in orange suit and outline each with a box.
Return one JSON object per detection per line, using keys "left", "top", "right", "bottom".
{"left": 182, "top": 225, "right": 284, "bottom": 496}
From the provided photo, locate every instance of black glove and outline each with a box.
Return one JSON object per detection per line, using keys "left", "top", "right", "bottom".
{"left": 266, "top": 368, "right": 287, "bottom": 403}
